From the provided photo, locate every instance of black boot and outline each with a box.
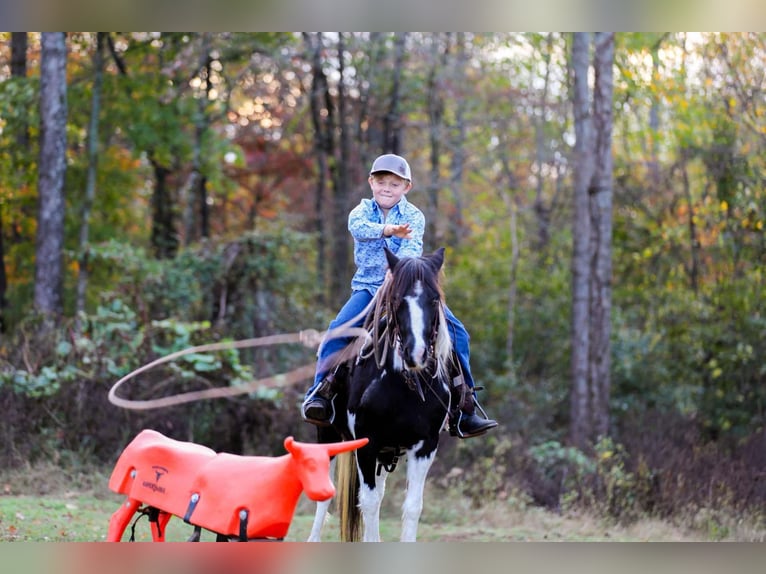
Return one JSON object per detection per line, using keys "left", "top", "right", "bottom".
{"left": 302, "top": 366, "right": 346, "bottom": 427}
{"left": 448, "top": 376, "right": 498, "bottom": 439}
{"left": 302, "top": 382, "right": 335, "bottom": 427}
{"left": 449, "top": 402, "right": 498, "bottom": 439}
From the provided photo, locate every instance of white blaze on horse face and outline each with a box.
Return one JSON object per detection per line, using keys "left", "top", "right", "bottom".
{"left": 404, "top": 281, "right": 427, "bottom": 368}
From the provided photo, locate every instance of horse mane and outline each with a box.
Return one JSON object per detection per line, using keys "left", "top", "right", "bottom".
{"left": 353, "top": 255, "right": 453, "bottom": 380}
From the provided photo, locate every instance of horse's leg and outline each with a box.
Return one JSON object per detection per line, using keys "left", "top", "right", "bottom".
{"left": 400, "top": 443, "right": 437, "bottom": 542}
{"left": 357, "top": 457, "right": 388, "bottom": 542}
{"left": 307, "top": 458, "right": 336, "bottom": 542}
{"left": 307, "top": 498, "right": 332, "bottom": 542}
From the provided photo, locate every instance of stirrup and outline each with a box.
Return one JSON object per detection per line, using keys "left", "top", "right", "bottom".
{"left": 448, "top": 395, "right": 498, "bottom": 439}
{"left": 449, "top": 412, "right": 498, "bottom": 439}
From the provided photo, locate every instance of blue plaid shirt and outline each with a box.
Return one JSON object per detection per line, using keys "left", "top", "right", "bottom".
{"left": 348, "top": 196, "right": 425, "bottom": 294}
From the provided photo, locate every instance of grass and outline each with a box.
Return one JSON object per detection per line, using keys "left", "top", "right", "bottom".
{"left": 0, "top": 462, "right": 761, "bottom": 542}
{"left": 0, "top": 492, "right": 706, "bottom": 542}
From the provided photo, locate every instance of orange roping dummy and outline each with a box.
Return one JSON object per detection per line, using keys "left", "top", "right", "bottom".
{"left": 106, "top": 429, "right": 367, "bottom": 541}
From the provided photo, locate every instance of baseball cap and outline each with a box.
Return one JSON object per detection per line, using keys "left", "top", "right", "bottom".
{"left": 369, "top": 154, "right": 411, "bottom": 181}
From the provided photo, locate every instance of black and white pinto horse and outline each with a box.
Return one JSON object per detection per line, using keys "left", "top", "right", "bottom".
{"left": 308, "top": 247, "right": 454, "bottom": 542}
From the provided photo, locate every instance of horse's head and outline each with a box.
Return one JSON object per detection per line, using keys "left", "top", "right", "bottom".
{"left": 284, "top": 437, "right": 369, "bottom": 501}
{"left": 383, "top": 247, "right": 451, "bottom": 374}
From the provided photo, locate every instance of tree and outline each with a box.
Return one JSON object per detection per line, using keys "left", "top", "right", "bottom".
{"left": 0, "top": 33, "right": 28, "bottom": 331}
{"left": 74, "top": 33, "right": 105, "bottom": 332}
{"left": 425, "top": 34, "right": 448, "bottom": 247}
{"left": 569, "top": 32, "right": 594, "bottom": 450}
{"left": 104, "top": 33, "right": 190, "bottom": 260}
{"left": 383, "top": 32, "right": 406, "bottom": 153}
{"left": 334, "top": 33, "right": 352, "bottom": 306}
{"left": 303, "top": 32, "right": 335, "bottom": 304}
{"left": 33, "top": 32, "right": 67, "bottom": 322}
{"left": 448, "top": 32, "right": 468, "bottom": 244}
{"left": 569, "top": 32, "right": 616, "bottom": 448}
{"left": 588, "top": 33, "right": 615, "bottom": 440}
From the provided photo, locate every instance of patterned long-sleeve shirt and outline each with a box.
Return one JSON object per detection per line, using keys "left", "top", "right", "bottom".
{"left": 347, "top": 196, "right": 425, "bottom": 294}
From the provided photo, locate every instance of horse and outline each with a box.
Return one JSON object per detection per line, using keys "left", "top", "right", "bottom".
{"left": 106, "top": 429, "right": 368, "bottom": 541}
{"left": 308, "top": 247, "right": 454, "bottom": 542}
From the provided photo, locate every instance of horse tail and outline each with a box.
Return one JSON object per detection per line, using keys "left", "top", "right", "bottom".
{"left": 336, "top": 450, "right": 361, "bottom": 542}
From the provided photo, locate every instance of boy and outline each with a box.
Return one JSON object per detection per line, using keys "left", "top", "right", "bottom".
{"left": 302, "top": 153, "right": 497, "bottom": 439}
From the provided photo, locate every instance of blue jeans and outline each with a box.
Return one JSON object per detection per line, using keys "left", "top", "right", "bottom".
{"left": 306, "top": 290, "right": 476, "bottom": 397}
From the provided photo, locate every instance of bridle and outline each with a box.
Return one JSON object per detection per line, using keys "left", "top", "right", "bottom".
{"left": 391, "top": 297, "right": 442, "bottom": 370}
{"left": 362, "top": 282, "right": 448, "bottom": 407}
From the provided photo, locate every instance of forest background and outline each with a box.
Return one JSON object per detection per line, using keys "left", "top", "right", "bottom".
{"left": 0, "top": 32, "right": 763, "bottom": 537}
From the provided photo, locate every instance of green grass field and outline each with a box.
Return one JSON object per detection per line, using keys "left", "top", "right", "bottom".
{"left": 1, "top": 490, "right": 721, "bottom": 542}
{"left": 3, "top": 461, "right": 748, "bottom": 542}
{"left": 0, "top": 467, "right": 732, "bottom": 542}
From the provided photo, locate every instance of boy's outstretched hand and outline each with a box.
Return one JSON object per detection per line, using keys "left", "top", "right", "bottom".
{"left": 383, "top": 223, "right": 413, "bottom": 239}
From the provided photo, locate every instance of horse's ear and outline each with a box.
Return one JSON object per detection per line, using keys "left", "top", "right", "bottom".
{"left": 384, "top": 246, "right": 399, "bottom": 271}
{"left": 429, "top": 247, "right": 445, "bottom": 271}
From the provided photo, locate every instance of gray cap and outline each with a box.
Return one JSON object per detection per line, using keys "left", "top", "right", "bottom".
{"left": 369, "top": 154, "right": 411, "bottom": 181}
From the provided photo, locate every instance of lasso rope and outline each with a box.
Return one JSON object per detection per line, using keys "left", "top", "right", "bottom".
{"left": 359, "top": 276, "right": 395, "bottom": 369}
{"left": 107, "top": 306, "right": 376, "bottom": 411}
{"left": 103, "top": 271, "right": 447, "bottom": 414}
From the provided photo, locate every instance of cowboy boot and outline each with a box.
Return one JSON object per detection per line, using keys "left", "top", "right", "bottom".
{"left": 448, "top": 374, "right": 498, "bottom": 439}
{"left": 302, "top": 364, "right": 347, "bottom": 427}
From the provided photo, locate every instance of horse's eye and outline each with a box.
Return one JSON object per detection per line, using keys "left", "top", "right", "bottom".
{"left": 432, "top": 298, "right": 440, "bottom": 306}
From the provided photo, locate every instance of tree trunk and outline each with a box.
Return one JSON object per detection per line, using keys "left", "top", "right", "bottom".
{"left": 34, "top": 33, "right": 68, "bottom": 323}
{"left": 304, "top": 33, "right": 331, "bottom": 306}
{"left": 497, "top": 127, "right": 521, "bottom": 362}
{"left": 426, "top": 34, "right": 448, "bottom": 249}
{"left": 359, "top": 33, "right": 385, "bottom": 155}
{"left": 105, "top": 33, "right": 181, "bottom": 261}
{"left": 11, "top": 33, "right": 28, "bottom": 148}
{"left": 681, "top": 153, "right": 700, "bottom": 293}
{"left": 569, "top": 32, "right": 594, "bottom": 450}
{"left": 182, "top": 33, "right": 212, "bottom": 244}
{"left": 384, "top": 33, "right": 406, "bottom": 154}
{"left": 448, "top": 33, "right": 467, "bottom": 244}
{"left": 588, "top": 32, "right": 615, "bottom": 441}
{"left": 533, "top": 33, "right": 554, "bottom": 252}
{"left": 75, "top": 33, "right": 105, "bottom": 332}
{"left": 332, "top": 33, "right": 352, "bottom": 308}
{"left": 198, "top": 175, "right": 209, "bottom": 239}
{"left": 1, "top": 33, "right": 28, "bottom": 331}
{"left": 505, "top": 194, "right": 519, "bottom": 361}
{"left": 0, "top": 206, "right": 6, "bottom": 333}
{"left": 150, "top": 161, "right": 177, "bottom": 259}
{"left": 648, "top": 41, "right": 662, "bottom": 191}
